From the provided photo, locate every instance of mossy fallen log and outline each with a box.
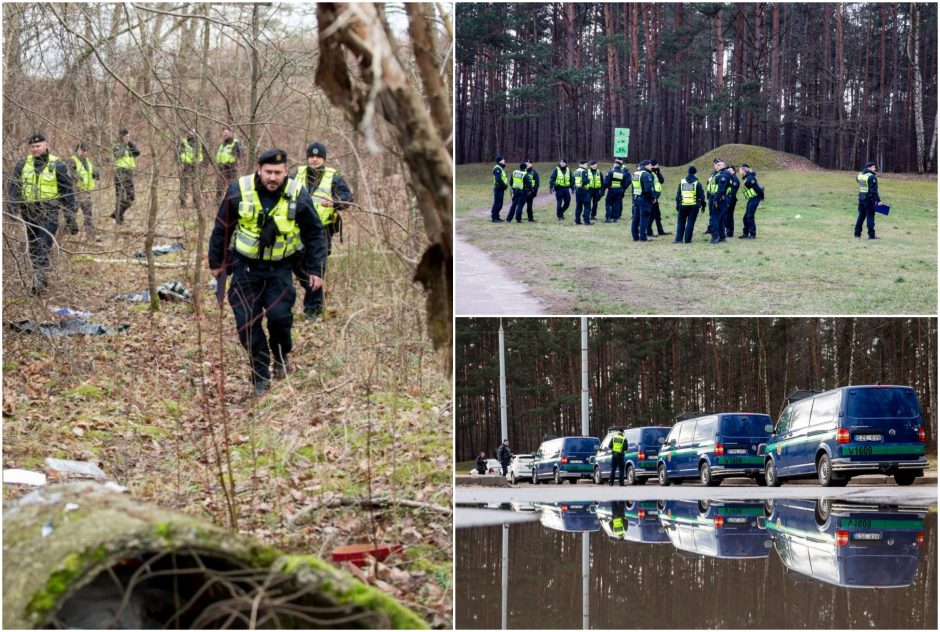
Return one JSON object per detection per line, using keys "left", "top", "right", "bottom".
{"left": 3, "top": 483, "right": 427, "bottom": 629}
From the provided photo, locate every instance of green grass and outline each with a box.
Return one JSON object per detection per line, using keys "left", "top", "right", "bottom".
{"left": 457, "top": 147, "right": 937, "bottom": 314}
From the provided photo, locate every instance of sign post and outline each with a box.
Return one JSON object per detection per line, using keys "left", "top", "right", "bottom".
{"left": 613, "top": 127, "right": 630, "bottom": 158}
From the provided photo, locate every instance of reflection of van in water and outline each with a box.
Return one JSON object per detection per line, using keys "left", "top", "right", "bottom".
{"left": 765, "top": 499, "right": 926, "bottom": 588}
{"left": 531, "top": 436, "right": 601, "bottom": 484}
{"left": 658, "top": 500, "right": 772, "bottom": 559}
{"left": 592, "top": 426, "right": 670, "bottom": 485}
{"left": 533, "top": 502, "right": 600, "bottom": 533}
{"left": 596, "top": 501, "right": 669, "bottom": 543}
{"left": 764, "top": 385, "right": 928, "bottom": 487}
{"left": 657, "top": 413, "right": 772, "bottom": 486}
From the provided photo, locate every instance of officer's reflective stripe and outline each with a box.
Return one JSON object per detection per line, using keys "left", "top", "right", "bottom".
{"left": 179, "top": 138, "right": 202, "bottom": 165}
{"left": 21, "top": 155, "right": 61, "bottom": 202}
{"left": 653, "top": 176, "right": 662, "bottom": 194}
{"left": 611, "top": 517, "right": 625, "bottom": 535}
{"left": 511, "top": 170, "right": 526, "bottom": 190}
{"left": 587, "top": 171, "right": 602, "bottom": 189}
{"left": 114, "top": 144, "right": 136, "bottom": 170}
{"left": 743, "top": 179, "right": 759, "bottom": 199}
{"left": 611, "top": 435, "right": 626, "bottom": 453}
{"left": 494, "top": 165, "right": 508, "bottom": 186}
{"left": 215, "top": 140, "right": 238, "bottom": 164}
{"left": 312, "top": 168, "right": 337, "bottom": 226}
{"left": 610, "top": 170, "right": 624, "bottom": 189}
{"left": 72, "top": 156, "right": 94, "bottom": 192}
{"left": 706, "top": 172, "right": 718, "bottom": 195}
{"left": 233, "top": 174, "right": 302, "bottom": 260}
{"left": 857, "top": 172, "right": 872, "bottom": 193}
{"left": 632, "top": 170, "right": 643, "bottom": 197}
{"left": 555, "top": 167, "right": 571, "bottom": 187}
{"left": 680, "top": 180, "right": 698, "bottom": 206}
{"left": 575, "top": 168, "right": 588, "bottom": 189}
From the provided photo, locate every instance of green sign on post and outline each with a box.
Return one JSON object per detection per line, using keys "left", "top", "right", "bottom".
{"left": 613, "top": 127, "right": 630, "bottom": 158}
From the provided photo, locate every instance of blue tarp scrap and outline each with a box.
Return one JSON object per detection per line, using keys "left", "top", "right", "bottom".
{"left": 8, "top": 318, "right": 130, "bottom": 336}
{"left": 133, "top": 242, "right": 186, "bottom": 259}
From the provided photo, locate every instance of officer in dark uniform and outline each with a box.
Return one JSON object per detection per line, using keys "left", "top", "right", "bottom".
{"left": 289, "top": 141, "right": 352, "bottom": 318}
{"left": 674, "top": 166, "right": 706, "bottom": 244}
{"left": 631, "top": 160, "right": 655, "bottom": 240}
{"left": 709, "top": 162, "right": 732, "bottom": 244}
{"left": 208, "top": 149, "right": 327, "bottom": 396}
{"left": 609, "top": 429, "right": 626, "bottom": 486}
{"left": 703, "top": 158, "right": 725, "bottom": 235}
{"left": 739, "top": 163, "right": 765, "bottom": 239}
{"left": 549, "top": 158, "right": 574, "bottom": 221}
{"left": 524, "top": 160, "right": 540, "bottom": 222}
{"left": 490, "top": 156, "right": 509, "bottom": 222}
{"left": 587, "top": 160, "right": 603, "bottom": 220}
{"left": 177, "top": 129, "right": 207, "bottom": 207}
{"left": 609, "top": 500, "right": 628, "bottom": 539}
{"left": 855, "top": 161, "right": 881, "bottom": 239}
{"left": 723, "top": 164, "right": 740, "bottom": 238}
{"left": 8, "top": 132, "right": 75, "bottom": 294}
{"left": 573, "top": 160, "right": 592, "bottom": 225}
{"left": 647, "top": 159, "right": 669, "bottom": 236}
{"left": 111, "top": 128, "right": 140, "bottom": 224}
{"left": 506, "top": 162, "right": 533, "bottom": 223}
{"left": 603, "top": 158, "right": 628, "bottom": 223}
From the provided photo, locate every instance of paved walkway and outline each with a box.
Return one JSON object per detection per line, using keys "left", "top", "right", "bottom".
{"left": 455, "top": 207, "right": 546, "bottom": 315}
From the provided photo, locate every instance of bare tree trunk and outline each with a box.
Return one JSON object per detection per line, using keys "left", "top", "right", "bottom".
{"left": 192, "top": 4, "right": 211, "bottom": 317}
{"left": 848, "top": 318, "right": 857, "bottom": 385}
{"left": 909, "top": 3, "right": 925, "bottom": 172}
{"left": 405, "top": 3, "right": 452, "bottom": 155}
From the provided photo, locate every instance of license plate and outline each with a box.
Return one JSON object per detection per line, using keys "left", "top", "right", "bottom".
{"left": 856, "top": 434, "right": 882, "bottom": 442}
{"left": 844, "top": 446, "right": 874, "bottom": 456}
{"left": 727, "top": 449, "right": 747, "bottom": 454}
{"left": 852, "top": 532, "right": 883, "bottom": 541}
{"left": 726, "top": 517, "right": 748, "bottom": 524}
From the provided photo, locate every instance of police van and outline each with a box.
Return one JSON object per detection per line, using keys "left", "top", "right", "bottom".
{"left": 591, "top": 426, "right": 670, "bottom": 485}
{"left": 659, "top": 500, "right": 772, "bottom": 559}
{"left": 763, "top": 385, "right": 927, "bottom": 487}
{"left": 530, "top": 436, "right": 600, "bottom": 484}
{"left": 657, "top": 413, "right": 773, "bottom": 486}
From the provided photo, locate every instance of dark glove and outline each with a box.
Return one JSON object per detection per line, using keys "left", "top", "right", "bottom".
{"left": 258, "top": 214, "right": 278, "bottom": 250}
{"left": 549, "top": 187, "right": 554, "bottom": 194}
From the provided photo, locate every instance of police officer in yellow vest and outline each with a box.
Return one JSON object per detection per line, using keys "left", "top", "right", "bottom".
{"left": 855, "top": 161, "right": 881, "bottom": 239}
{"left": 208, "top": 149, "right": 327, "bottom": 396}
{"left": 506, "top": 162, "right": 534, "bottom": 223}
{"left": 609, "top": 429, "right": 627, "bottom": 486}
{"left": 177, "top": 130, "right": 207, "bottom": 207}
{"left": 587, "top": 160, "right": 603, "bottom": 220}
{"left": 111, "top": 128, "right": 140, "bottom": 224}
{"left": 549, "top": 158, "right": 573, "bottom": 221}
{"left": 603, "top": 158, "right": 628, "bottom": 223}
{"left": 609, "top": 500, "right": 628, "bottom": 539}
{"left": 214, "top": 127, "right": 241, "bottom": 200}
{"left": 647, "top": 159, "right": 669, "bottom": 237}
{"left": 491, "top": 156, "right": 509, "bottom": 222}
{"left": 69, "top": 141, "right": 101, "bottom": 242}
{"left": 674, "top": 166, "right": 706, "bottom": 244}
{"left": 290, "top": 141, "right": 352, "bottom": 318}
{"left": 8, "top": 131, "right": 75, "bottom": 294}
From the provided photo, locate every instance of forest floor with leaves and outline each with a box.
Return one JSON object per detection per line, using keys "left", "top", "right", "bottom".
{"left": 456, "top": 145, "right": 937, "bottom": 314}
{"left": 2, "top": 184, "right": 453, "bottom": 627}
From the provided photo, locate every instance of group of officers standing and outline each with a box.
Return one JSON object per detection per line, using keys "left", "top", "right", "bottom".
{"left": 8, "top": 127, "right": 353, "bottom": 397}
{"left": 490, "top": 155, "right": 766, "bottom": 243}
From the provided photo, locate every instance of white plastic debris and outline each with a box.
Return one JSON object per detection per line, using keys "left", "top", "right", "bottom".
{"left": 3, "top": 469, "right": 47, "bottom": 486}
{"left": 45, "top": 458, "right": 107, "bottom": 480}
{"left": 794, "top": 214, "right": 802, "bottom": 219}
{"left": 41, "top": 520, "right": 54, "bottom": 538}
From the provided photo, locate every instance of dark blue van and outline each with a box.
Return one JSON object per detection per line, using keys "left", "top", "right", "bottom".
{"left": 592, "top": 426, "right": 670, "bottom": 485}
{"left": 656, "top": 413, "right": 773, "bottom": 486}
{"left": 764, "top": 385, "right": 928, "bottom": 487}
{"left": 530, "top": 436, "right": 600, "bottom": 484}
{"left": 658, "top": 500, "right": 772, "bottom": 559}
{"left": 766, "top": 499, "right": 926, "bottom": 588}
{"left": 597, "top": 501, "right": 670, "bottom": 544}
{"left": 533, "top": 502, "right": 600, "bottom": 533}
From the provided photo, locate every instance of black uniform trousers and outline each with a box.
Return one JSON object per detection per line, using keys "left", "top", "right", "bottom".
{"left": 590, "top": 189, "right": 602, "bottom": 219}
{"left": 22, "top": 204, "right": 59, "bottom": 286}
{"left": 228, "top": 259, "right": 296, "bottom": 384}
{"left": 605, "top": 189, "right": 624, "bottom": 221}
{"left": 114, "top": 168, "right": 135, "bottom": 223}
{"left": 179, "top": 164, "right": 200, "bottom": 206}
{"left": 704, "top": 196, "right": 715, "bottom": 234}
{"left": 555, "top": 188, "right": 571, "bottom": 219}
{"left": 490, "top": 187, "right": 506, "bottom": 221}
{"left": 724, "top": 198, "right": 738, "bottom": 237}
{"left": 506, "top": 189, "right": 527, "bottom": 222}
{"left": 609, "top": 453, "right": 625, "bottom": 486}
{"left": 632, "top": 197, "right": 652, "bottom": 240}
{"left": 217, "top": 164, "right": 238, "bottom": 200}
{"left": 855, "top": 197, "right": 876, "bottom": 237}
{"left": 649, "top": 199, "right": 666, "bottom": 235}
{"left": 709, "top": 197, "right": 728, "bottom": 241}
{"left": 574, "top": 188, "right": 592, "bottom": 224}
{"left": 675, "top": 205, "right": 700, "bottom": 243}
{"left": 293, "top": 242, "right": 329, "bottom": 315}
{"left": 525, "top": 191, "right": 537, "bottom": 221}
{"left": 742, "top": 198, "right": 761, "bottom": 237}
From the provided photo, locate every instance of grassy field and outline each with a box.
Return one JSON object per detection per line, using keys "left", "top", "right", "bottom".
{"left": 456, "top": 145, "right": 937, "bottom": 314}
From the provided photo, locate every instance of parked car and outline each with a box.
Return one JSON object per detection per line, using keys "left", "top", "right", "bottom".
{"left": 533, "top": 502, "right": 600, "bottom": 533}
{"left": 530, "top": 436, "right": 600, "bottom": 484}
{"left": 658, "top": 500, "right": 772, "bottom": 559}
{"left": 765, "top": 499, "right": 926, "bottom": 588}
{"left": 592, "top": 426, "right": 670, "bottom": 485}
{"left": 657, "top": 413, "right": 773, "bottom": 486}
{"left": 764, "top": 385, "right": 928, "bottom": 487}
{"left": 505, "top": 453, "right": 533, "bottom": 484}
{"left": 468, "top": 458, "right": 502, "bottom": 476}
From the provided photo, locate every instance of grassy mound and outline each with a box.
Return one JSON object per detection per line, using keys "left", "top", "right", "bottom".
{"left": 678, "top": 144, "right": 818, "bottom": 172}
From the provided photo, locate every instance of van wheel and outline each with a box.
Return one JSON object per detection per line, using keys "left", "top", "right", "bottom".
{"left": 593, "top": 467, "right": 602, "bottom": 485}
{"left": 755, "top": 474, "right": 767, "bottom": 487}
{"left": 698, "top": 500, "right": 711, "bottom": 514}
{"left": 532, "top": 471, "right": 538, "bottom": 485}
{"left": 634, "top": 475, "right": 648, "bottom": 485}
{"left": 817, "top": 453, "right": 846, "bottom": 487}
{"left": 763, "top": 499, "right": 775, "bottom": 517}
{"left": 657, "top": 464, "right": 671, "bottom": 487}
{"left": 699, "top": 462, "right": 719, "bottom": 487}
{"left": 765, "top": 459, "right": 782, "bottom": 487}
{"left": 553, "top": 468, "right": 563, "bottom": 485}
{"left": 815, "top": 499, "right": 832, "bottom": 525}
{"left": 894, "top": 471, "right": 917, "bottom": 486}
{"left": 568, "top": 478, "right": 578, "bottom": 484}
{"left": 625, "top": 465, "right": 636, "bottom": 486}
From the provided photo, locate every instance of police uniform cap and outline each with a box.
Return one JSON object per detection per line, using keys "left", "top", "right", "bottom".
{"left": 688, "top": 166, "right": 697, "bottom": 174}
{"left": 519, "top": 161, "right": 527, "bottom": 170}
{"left": 740, "top": 163, "right": 750, "bottom": 170}
{"left": 495, "top": 155, "right": 505, "bottom": 163}
{"left": 589, "top": 159, "right": 597, "bottom": 166}
{"left": 258, "top": 148, "right": 288, "bottom": 166}
{"left": 27, "top": 132, "right": 46, "bottom": 144}
{"left": 525, "top": 159, "right": 533, "bottom": 165}
{"left": 119, "top": 128, "right": 129, "bottom": 136}
{"left": 560, "top": 157, "right": 568, "bottom": 163}
{"left": 865, "top": 161, "right": 877, "bottom": 169}
{"left": 639, "top": 159, "right": 652, "bottom": 167}
{"left": 307, "top": 141, "right": 327, "bottom": 158}
{"left": 578, "top": 159, "right": 588, "bottom": 166}
{"left": 614, "top": 158, "right": 623, "bottom": 165}
{"left": 713, "top": 157, "right": 723, "bottom": 164}
{"left": 650, "top": 158, "right": 659, "bottom": 166}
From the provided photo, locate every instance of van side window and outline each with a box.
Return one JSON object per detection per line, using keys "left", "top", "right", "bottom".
{"left": 776, "top": 407, "right": 793, "bottom": 435}
{"left": 692, "top": 417, "right": 715, "bottom": 442}
{"left": 678, "top": 421, "right": 696, "bottom": 445}
{"left": 809, "top": 392, "right": 840, "bottom": 427}
{"left": 790, "top": 400, "right": 813, "bottom": 431}
{"left": 665, "top": 426, "right": 680, "bottom": 446}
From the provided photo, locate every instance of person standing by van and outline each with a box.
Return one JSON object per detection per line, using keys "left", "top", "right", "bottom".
{"left": 609, "top": 429, "right": 626, "bottom": 486}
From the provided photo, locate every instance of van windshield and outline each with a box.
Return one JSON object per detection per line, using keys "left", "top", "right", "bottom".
{"left": 846, "top": 388, "right": 920, "bottom": 418}
{"left": 719, "top": 415, "right": 771, "bottom": 437}
{"left": 566, "top": 438, "right": 600, "bottom": 453}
